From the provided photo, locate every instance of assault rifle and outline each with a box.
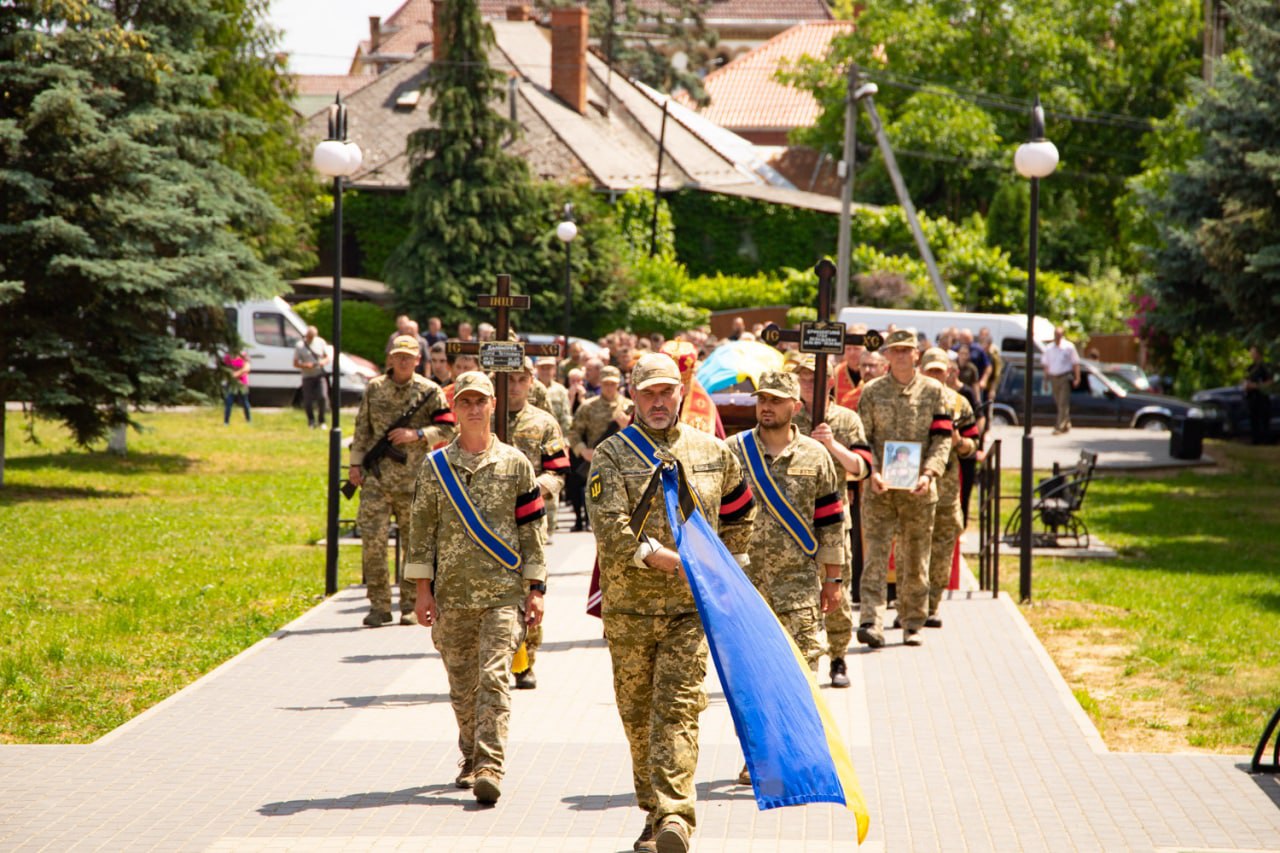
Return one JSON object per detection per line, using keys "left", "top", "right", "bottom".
{"left": 341, "top": 389, "right": 434, "bottom": 499}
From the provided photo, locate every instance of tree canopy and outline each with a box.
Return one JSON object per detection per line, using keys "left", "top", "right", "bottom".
{"left": 786, "top": 0, "right": 1203, "bottom": 275}
{"left": 0, "top": 0, "right": 298, "bottom": 468}
{"left": 1144, "top": 0, "right": 1280, "bottom": 347}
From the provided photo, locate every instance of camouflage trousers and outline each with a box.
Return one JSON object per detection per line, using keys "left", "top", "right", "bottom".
{"left": 824, "top": 510, "right": 856, "bottom": 658}
{"left": 860, "top": 488, "right": 938, "bottom": 632}
{"left": 928, "top": 480, "right": 964, "bottom": 616}
{"left": 776, "top": 604, "right": 823, "bottom": 672}
{"left": 432, "top": 605, "right": 526, "bottom": 778}
{"left": 603, "top": 610, "right": 708, "bottom": 833}
{"left": 357, "top": 485, "right": 416, "bottom": 614}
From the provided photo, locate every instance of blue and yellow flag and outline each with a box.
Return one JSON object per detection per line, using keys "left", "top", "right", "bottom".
{"left": 657, "top": 464, "right": 870, "bottom": 842}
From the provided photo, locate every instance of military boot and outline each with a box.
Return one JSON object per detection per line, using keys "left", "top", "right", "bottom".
{"left": 654, "top": 819, "right": 690, "bottom": 853}
{"left": 514, "top": 668, "right": 537, "bottom": 690}
{"left": 736, "top": 763, "right": 751, "bottom": 786}
{"left": 455, "top": 757, "right": 475, "bottom": 789}
{"left": 829, "top": 657, "right": 850, "bottom": 688}
{"left": 633, "top": 818, "right": 656, "bottom": 853}
{"left": 362, "top": 610, "right": 392, "bottom": 628}
{"left": 856, "top": 623, "right": 885, "bottom": 649}
{"left": 473, "top": 769, "right": 501, "bottom": 804}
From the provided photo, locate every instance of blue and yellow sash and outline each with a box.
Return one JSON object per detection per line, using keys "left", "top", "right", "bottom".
{"left": 734, "top": 430, "right": 817, "bottom": 556}
{"left": 617, "top": 423, "right": 660, "bottom": 468}
{"left": 428, "top": 449, "right": 521, "bottom": 572}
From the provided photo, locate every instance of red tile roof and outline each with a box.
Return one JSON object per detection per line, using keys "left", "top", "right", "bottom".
{"left": 630, "top": 0, "right": 833, "bottom": 24}
{"left": 293, "top": 74, "right": 375, "bottom": 98}
{"left": 676, "top": 21, "right": 853, "bottom": 131}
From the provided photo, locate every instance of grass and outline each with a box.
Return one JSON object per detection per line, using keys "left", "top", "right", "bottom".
{"left": 0, "top": 409, "right": 363, "bottom": 743}
{"left": 1001, "top": 439, "right": 1280, "bottom": 752}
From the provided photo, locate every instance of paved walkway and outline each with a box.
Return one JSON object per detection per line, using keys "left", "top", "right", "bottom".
{"left": 987, "top": 425, "right": 1213, "bottom": 471}
{"left": 2, "top": 530, "right": 1278, "bottom": 852}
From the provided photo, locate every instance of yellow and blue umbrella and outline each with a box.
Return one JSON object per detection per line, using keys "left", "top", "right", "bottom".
{"left": 696, "top": 340, "right": 786, "bottom": 393}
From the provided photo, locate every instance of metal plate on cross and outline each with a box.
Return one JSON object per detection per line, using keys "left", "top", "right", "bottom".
{"left": 480, "top": 341, "right": 525, "bottom": 372}
{"left": 800, "top": 321, "right": 847, "bottom": 355}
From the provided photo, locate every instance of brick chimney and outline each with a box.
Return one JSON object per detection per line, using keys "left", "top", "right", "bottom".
{"left": 550, "top": 6, "right": 588, "bottom": 115}
{"left": 432, "top": 0, "right": 448, "bottom": 62}
{"left": 506, "top": 4, "right": 532, "bottom": 21}
{"left": 368, "top": 16, "right": 381, "bottom": 53}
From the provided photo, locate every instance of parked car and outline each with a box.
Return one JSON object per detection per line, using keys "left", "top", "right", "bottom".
{"left": 989, "top": 361, "right": 1218, "bottom": 430}
{"left": 1190, "top": 385, "right": 1280, "bottom": 439}
{"left": 1098, "top": 362, "right": 1153, "bottom": 393}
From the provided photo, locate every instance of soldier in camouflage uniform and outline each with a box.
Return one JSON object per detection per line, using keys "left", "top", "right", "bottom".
{"left": 406, "top": 371, "right": 547, "bottom": 806}
{"left": 501, "top": 359, "right": 569, "bottom": 689}
{"left": 349, "top": 335, "right": 455, "bottom": 627}
{"left": 919, "top": 349, "right": 979, "bottom": 627}
{"left": 536, "top": 355, "right": 573, "bottom": 436}
{"left": 855, "top": 329, "right": 954, "bottom": 648}
{"left": 788, "top": 354, "right": 872, "bottom": 688}
{"left": 568, "top": 365, "right": 633, "bottom": 464}
{"left": 589, "top": 354, "right": 756, "bottom": 853}
{"left": 726, "top": 370, "right": 845, "bottom": 786}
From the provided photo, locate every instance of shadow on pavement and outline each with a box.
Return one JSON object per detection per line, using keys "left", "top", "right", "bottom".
{"left": 259, "top": 784, "right": 480, "bottom": 815}
{"left": 281, "top": 692, "right": 450, "bottom": 711}
{"left": 341, "top": 652, "right": 437, "bottom": 664}
{"left": 1241, "top": 764, "right": 1280, "bottom": 809}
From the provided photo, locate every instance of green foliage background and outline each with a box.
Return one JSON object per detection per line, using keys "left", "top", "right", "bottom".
{"left": 293, "top": 299, "right": 392, "bottom": 367}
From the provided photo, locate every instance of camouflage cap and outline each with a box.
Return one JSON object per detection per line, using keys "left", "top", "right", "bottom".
{"left": 389, "top": 334, "right": 421, "bottom": 358}
{"left": 454, "top": 370, "right": 495, "bottom": 398}
{"left": 534, "top": 355, "right": 558, "bottom": 367}
{"left": 518, "top": 356, "right": 535, "bottom": 374}
{"left": 753, "top": 370, "right": 800, "bottom": 399}
{"left": 920, "top": 347, "right": 951, "bottom": 372}
{"left": 600, "top": 365, "right": 623, "bottom": 384}
{"left": 882, "top": 328, "right": 918, "bottom": 350}
{"left": 784, "top": 351, "right": 823, "bottom": 373}
{"left": 631, "top": 353, "right": 682, "bottom": 390}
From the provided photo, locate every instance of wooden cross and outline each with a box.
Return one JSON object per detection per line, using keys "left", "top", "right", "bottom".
{"left": 445, "top": 274, "right": 562, "bottom": 442}
{"left": 759, "top": 259, "right": 884, "bottom": 426}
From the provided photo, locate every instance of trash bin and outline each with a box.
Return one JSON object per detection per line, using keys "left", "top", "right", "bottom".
{"left": 1169, "top": 415, "right": 1204, "bottom": 460}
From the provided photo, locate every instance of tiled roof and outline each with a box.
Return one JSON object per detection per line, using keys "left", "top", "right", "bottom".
{"left": 293, "top": 75, "right": 374, "bottom": 97}
{"left": 301, "top": 21, "right": 792, "bottom": 195}
{"left": 675, "top": 21, "right": 853, "bottom": 131}
{"left": 629, "top": 0, "right": 833, "bottom": 24}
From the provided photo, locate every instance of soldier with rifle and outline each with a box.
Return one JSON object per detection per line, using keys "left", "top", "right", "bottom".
{"left": 348, "top": 335, "right": 455, "bottom": 627}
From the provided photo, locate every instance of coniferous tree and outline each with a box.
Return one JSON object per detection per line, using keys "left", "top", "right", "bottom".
{"left": 1146, "top": 0, "right": 1280, "bottom": 344}
{"left": 0, "top": 1, "right": 282, "bottom": 478}
{"left": 386, "top": 0, "right": 547, "bottom": 323}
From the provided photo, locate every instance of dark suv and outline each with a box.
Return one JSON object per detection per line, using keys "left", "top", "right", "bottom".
{"left": 990, "top": 361, "right": 1218, "bottom": 430}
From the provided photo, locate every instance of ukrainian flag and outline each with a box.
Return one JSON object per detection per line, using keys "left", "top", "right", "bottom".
{"left": 657, "top": 465, "right": 870, "bottom": 842}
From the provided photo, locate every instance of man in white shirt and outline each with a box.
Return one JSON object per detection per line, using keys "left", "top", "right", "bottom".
{"left": 1040, "top": 326, "right": 1081, "bottom": 434}
{"left": 293, "top": 325, "right": 331, "bottom": 428}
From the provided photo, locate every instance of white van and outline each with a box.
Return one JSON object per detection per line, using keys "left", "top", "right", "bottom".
{"left": 836, "top": 306, "right": 1056, "bottom": 354}
{"left": 223, "top": 297, "right": 370, "bottom": 406}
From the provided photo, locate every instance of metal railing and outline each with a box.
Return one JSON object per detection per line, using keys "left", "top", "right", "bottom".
{"left": 977, "top": 438, "right": 1002, "bottom": 594}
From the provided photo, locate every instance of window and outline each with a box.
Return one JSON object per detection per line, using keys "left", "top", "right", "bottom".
{"left": 253, "top": 312, "right": 303, "bottom": 348}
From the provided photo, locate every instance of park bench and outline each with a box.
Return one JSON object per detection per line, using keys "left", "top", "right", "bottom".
{"left": 1002, "top": 450, "right": 1099, "bottom": 549}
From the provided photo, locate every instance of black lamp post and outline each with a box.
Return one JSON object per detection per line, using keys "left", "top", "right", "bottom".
{"left": 1013, "top": 97, "right": 1058, "bottom": 603}
{"left": 312, "top": 95, "right": 362, "bottom": 597}
{"left": 556, "top": 203, "right": 578, "bottom": 347}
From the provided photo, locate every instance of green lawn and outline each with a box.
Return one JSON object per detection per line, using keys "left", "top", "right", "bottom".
{"left": 1002, "top": 440, "right": 1280, "bottom": 752}
{"left": 0, "top": 409, "right": 363, "bottom": 743}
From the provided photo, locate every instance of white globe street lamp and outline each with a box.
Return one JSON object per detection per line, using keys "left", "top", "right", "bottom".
{"left": 557, "top": 204, "right": 578, "bottom": 350}
{"left": 1014, "top": 97, "right": 1057, "bottom": 604}
{"left": 314, "top": 94, "right": 360, "bottom": 597}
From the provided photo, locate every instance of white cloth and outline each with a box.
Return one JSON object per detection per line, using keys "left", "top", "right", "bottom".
{"left": 1041, "top": 339, "right": 1079, "bottom": 376}
{"left": 295, "top": 337, "right": 328, "bottom": 378}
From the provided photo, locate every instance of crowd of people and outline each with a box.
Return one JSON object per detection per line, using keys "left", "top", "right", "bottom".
{"left": 335, "top": 309, "right": 1008, "bottom": 852}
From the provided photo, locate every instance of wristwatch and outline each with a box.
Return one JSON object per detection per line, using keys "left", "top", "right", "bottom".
{"left": 416, "top": 428, "right": 425, "bottom": 440}
{"left": 528, "top": 581, "right": 547, "bottom": 594}
{"left": 823, "top": 576, "right": 843, "bottom": 584}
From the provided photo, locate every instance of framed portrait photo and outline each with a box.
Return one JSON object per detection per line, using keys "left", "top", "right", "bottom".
{"left": 882, "top": 440, "right": 923, "bottom": 490}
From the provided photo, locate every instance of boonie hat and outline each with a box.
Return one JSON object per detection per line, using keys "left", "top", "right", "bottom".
{"left": 882, "top": 328, "right": 918, "bottom": 350}
{"left": 389, "top": 334, "right": 421, "bottom": 357}
{"left": 920, "top": 347, "right": 950, "bottom": 372}
{"left": 600, "top": 365, "right": 623, "bottom": 384}
{"left": 753, "top": 370, "right": 800, "bottom": 400}
{"left": 631, "top": 353, "right": 682, "bottom": 390}
{"left": 454, "top": 371, "right": 495, "bottom": 398}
